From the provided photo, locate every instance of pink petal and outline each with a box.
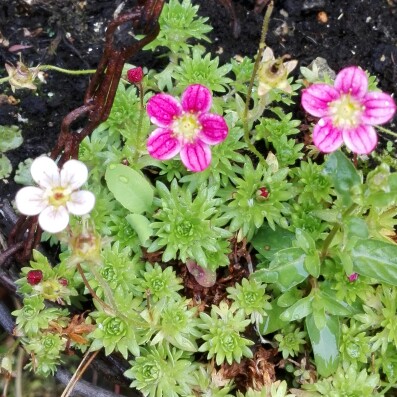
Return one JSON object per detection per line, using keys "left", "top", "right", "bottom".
{"left": 147, "top": 128, "right": 181, "bottom": 160}
{"left": 301, "top": 84, "right": 339, "bottom": 117}
{"left": 198, "top": 113, "right": 229, "bottom": 145}
{"left": 361, "top": 92, "right": 396, "bottom": 125}
{"left": 60, "top": 159, "right": 88, "bottom": 190}
{"left": 181, "top": 84, "right": 212, "bottom": 114}
{"left": 312, "top": 117, "right": 344, "bottom": 153}
{"left": 15, "top": 186, "right": 47, "bottom": 215}
{"left": 30, "top": 156, "right": 60, "bottom": 188}
{"left": 334, "top": 66, "right": 368, "bottom": 98}
{"left": 146, "top": 94, "right": 182, "bottom": 127}
{"left": 67, "top": 191, "right": 95, "bottom": 215}
{"left": 38, "top": 206, "right": 69, "bottom": 233}
{"left": 180, "top": 141, "right": 211, "bottom": 172}
{"left": 343, "top": 124, "right": 377, "bottom": 154}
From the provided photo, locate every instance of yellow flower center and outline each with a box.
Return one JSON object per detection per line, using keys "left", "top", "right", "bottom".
{"left": 172, "top": 112, "right": 202, "bottom": 143}
{"left": 47, "top": 187, "right": 71, "bottom": 207}
{"left": 328, "top": 94, "right": 363, "bottom": 129}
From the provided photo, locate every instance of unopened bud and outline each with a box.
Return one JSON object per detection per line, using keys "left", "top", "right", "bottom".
{"left": 256, "top": 187, "right": 270, "bottom": 200}
{"left": 127, "top": 67, "right": 143, "bottom": 84}
{"left": 59, "top": 278, "right": 68, "bottom": 286}
{"left": 347, "top": 273, "right": 358, "bottom": 282}
{"left": 27, "top": 270, "right": 43, "bottom": 285}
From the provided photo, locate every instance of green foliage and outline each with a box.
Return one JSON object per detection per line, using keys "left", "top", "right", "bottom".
{"left": 274, "top": 324, "right": 307, "bottom": 359}
{"left": 198, "top": 301, "right": 254, "bottom": 365}
{"left": 0, "top": 124, "right": 23, "bottom": 178}
{"left": 237, "top": 382, "right": 296, "bottom": 397}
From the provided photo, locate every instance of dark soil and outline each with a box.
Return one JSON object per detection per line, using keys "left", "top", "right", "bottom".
{"left": 0, "top": 0, "right": 396, "bottom": 201}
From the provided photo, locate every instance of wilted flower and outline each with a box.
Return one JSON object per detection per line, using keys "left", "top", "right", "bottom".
{"left": 257, "top": 47, "right": 298, "bottom": 96}
{"left": 15, "top": 156, "right": 95, "bottom": 233}
{"left": 5, "top": 61, "right": 45, "bottom": 93}
{"left": 146, "top": 84, "right": 228, "bottom": 172}
{"left": 301, "top": 66, "right": 396, "bottom": 154}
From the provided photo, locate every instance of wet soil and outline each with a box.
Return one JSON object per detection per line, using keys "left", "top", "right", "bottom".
{"left": 0, "top": 0, "right": 396, "bottom": 201}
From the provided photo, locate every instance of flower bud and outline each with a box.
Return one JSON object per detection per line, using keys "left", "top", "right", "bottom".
{"left": 27, "top": 270, "right": 43, "bottom": 285}
{"left": 256, "top": 187, "right": 270, "bottom": 200}
{"left": 347, "top": 273, "right": 359, "bottom": 282}
{"left": 127, "top": 67, "right": 143, "bottom": 84}
{"left": 59, "top": 278, "right": 68, "bottom": 286}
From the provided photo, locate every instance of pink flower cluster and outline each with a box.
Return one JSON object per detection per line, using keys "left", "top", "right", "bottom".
{"left": 302, "top": 66, "right": 396, "bottom": 154}
{"left": 146, "top": 84, "right": 228, "bottom": 172}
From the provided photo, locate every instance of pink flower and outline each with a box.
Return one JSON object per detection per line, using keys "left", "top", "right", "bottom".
{"left": 146, "top": 84, "right": 228, "bottom": 172}
{"left": 301, "top": 66, "right": 396, "bottom": 154}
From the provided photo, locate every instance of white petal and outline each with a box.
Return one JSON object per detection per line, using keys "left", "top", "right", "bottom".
{"left": 66, "top": 191, "right": 95, "bottom": 215}
{"left": 60, "top": 159, "right": 88, "bottom": 190}
{"left": 38, "top": 206, "right": 70, "bottom": 233}
{"left": 261, "top": 47, "right": 274, "bottom": 62}
{"left": 15, "top": 186, "right": 47, "bottom": 215}
{"left": 31, "top": 156, "right": 60, "bottom": 188}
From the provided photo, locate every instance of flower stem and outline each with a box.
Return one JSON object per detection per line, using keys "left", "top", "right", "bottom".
{"left": 243, "top": 1, "right": 274, "bottom": 165}
{"left": 320, "top": 203, "right": 358, "bottom": 259}
{"left": 376, "top": 125, "right": 397, "bottom": 139}
{"left": 37, "top": 65, "right": 96, "bottom": 75}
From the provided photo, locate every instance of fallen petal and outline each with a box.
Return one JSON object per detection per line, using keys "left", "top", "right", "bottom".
{"left": 60, "top": 159, "right": 89, "bottom": 190}
{"left": 343, "top": 124, "right": 377, "bottom": 154}
{"left": 67, "top": 190, "right": 95, "bottom": 215}
{"left": 147, "top": 128, "right": 181, "bottom": 160}
{"left": 312, "top": 117, "right": 343, "bottom": 152}
{"left": 334, "top": 66, "right": 368, "bottom": 98}
{"left": 198, "top": 113, "right": 228, "bottom": 145}
{"left": 147, "top": 93, "right": 182, "bottom": 128}
{"left": 39, "top": 205, "right": 69, "bottom": 233}
{"left": 181, "top": 84, "right": 212, "bottom": 114}
{"left": 361, "top": 92, "right": 396, "bottom": 125}
{"left": 301, "top": 84, "right": 339, "bottom": 118}
{"left": 15, "top": 186, "right": 47, "bottom": 215}
{"left": 30, "top": 156, "right": 60, "bottom": 188}
{"left": 180, "top": 140, "right": 211, "bottom": 172}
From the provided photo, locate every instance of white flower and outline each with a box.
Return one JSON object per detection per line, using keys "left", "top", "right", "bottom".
{"left": 15, "top": 156, "right": 95, "bottom": 233}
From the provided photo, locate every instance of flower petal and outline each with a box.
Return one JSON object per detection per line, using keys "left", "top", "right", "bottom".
{"left": 67, "top": 190, "right": 95, "bottom": 215}
{"left": 361, "top": 92, "right": 396, "bottom": 125}
{"left": 312, "top": 117, "right": 344, "bottom": 153}
{"left": 38, "top": 206, "right": 69, "bottom": 233}
{"left": 31, "top": 156, "right": 60, "bottom": 188}
{"left": 60, "top": 159, "right": 89, "bottom": 190}
{"left": 334, "top": 66, "right": 368, "bottom": 98}
{"left": 15, "top": 186, "right": 47, "bottom": 215}
{"left": 198, "top": 113, "right": 229, "bottom": 145}
{"left": 147, "top": 128, "right": 181, "bottom": 160}
{"left": 181, "top": 84, "right": 212, "bottom": 113}
{"left": 343, "top": 124, "right": 377, "bottom": 154}
{"left": 180, "top": 141, "right": 211, "bottom": 172}
{"left": 301, "top": 84, "right": 339, "bottom": 117}
{"left": 147, "top": 94, "right": 182, "bottom": 127}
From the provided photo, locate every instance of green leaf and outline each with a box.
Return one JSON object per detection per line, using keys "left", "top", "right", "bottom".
{"left": 352, "top": 239, "right": 397, "bottom": 285}
{"left": 324, "top": 151, "right": 361, "bottom": 205}
{"left": 0, "top": 125, "right": 23, "bottom": 152}
{"left": 260, "top": 299, "right": 289, "bottom": 335}
{"left": 320, "top": 291, "right": 354, "bottom": 316}
{"left": 126, "top": 214, "right": 152, "bottom": 245}
{"left": 251, "top": 224, "right": 294, "bottom": 261}
{"left": 306, "top": 314, "right": 340, "bottom": 377}
{"left": 304, "top": 252, "right": 321, "bottom": 278}
{"left": 0, "top": 154, "right": 12, "bottom": 179}
{"left": 105, "top": 164, "right": 153, "bottom": 214}
{"left": 262, "top": 248, "right": 309, "bottom": 292}
{"left": 280, "top": 296, "right": 313, "bottom": 322}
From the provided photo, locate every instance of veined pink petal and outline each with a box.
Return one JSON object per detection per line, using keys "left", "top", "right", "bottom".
{"left": 30, "top": 156, "right": 60, "bottom": 188}
{"left": 343, "top": 124, "right": 377, "bottom": 154}
{"left": 15, "top": 186, "right": 47, "bottom": 215}
{"left": 67, "top": 190, "right": 95, "bottom": 215}
{"left": 180, "top": 141, "right": 212, "bottom": 172}
{"left": 312, "top": 117, "right": 343, "bottom": 153}
{"left": 181, "top": 84, "right": 212, "bottom": 114}
{"left": 361, "top": 92, "right": 396, "bottom": 125}
{"left": 60, "top": 159, "right": 88, "bottom": 190}
{"left": 198, "top": 113, "right": 228, "bottom": 145}
{"left": 334, "top": 66, "right": 368, "bottom": 98}
{"left": 39, "top": 205, "right": 69, "bottom": 233}
{"left": 147, "top": 128, "right": 181, "bottom": 160}
{"left": 301, "top": 84, "right": 339, "bottom": 117}
{"left": 147, "top": 94, "right": 182, "bottom": 127}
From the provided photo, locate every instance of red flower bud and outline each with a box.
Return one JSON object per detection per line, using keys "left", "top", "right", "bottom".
{"left": 127, "top": 67, "right": 143, "bottom": 84}
{"left": 257, "top": 187, "right": 270, "bottom": 199}
{"left": 347, "top": 273, "right": 358, "bottom": 282}
{"left": 59, "top": 278, "right": 68, "bottom": 286}
{"left": 27, "top": 270, "right": 43, "bottom": 285}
